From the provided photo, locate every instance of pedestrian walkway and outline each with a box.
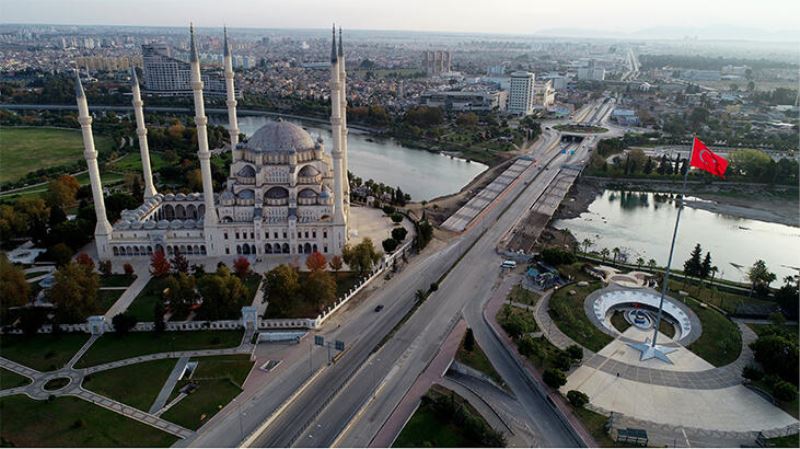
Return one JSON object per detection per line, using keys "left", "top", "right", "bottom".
{"left": 66, "top": 335, "right": 99, "bottom": 369}
{"left": 82, "top": 346, "right": 249, "bottom": 375}
{"left": 149, "top": 357, "right": 188, "bottom": 414}
{"left": 103, "top": 272, "right": 152, "bottom": 319}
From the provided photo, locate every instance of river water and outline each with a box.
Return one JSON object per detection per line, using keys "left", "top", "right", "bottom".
{"left": 553, "top": 190, "right": 800, "bottom": 283}
{"left": 215, "top": 115, "right": 487, "bottom": 201}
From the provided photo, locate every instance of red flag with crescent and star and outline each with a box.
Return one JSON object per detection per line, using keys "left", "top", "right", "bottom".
{"left": 690, "top": 137, "right": 728, "bottom": 178}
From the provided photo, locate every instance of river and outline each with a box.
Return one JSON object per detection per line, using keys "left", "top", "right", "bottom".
{"left": 212, "top": 115, "right": 487, "bottom": 201}
{"left": 553, "top": 190, "right": 800, "bottom": 283}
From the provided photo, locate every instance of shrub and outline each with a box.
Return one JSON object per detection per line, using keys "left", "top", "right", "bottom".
{"left": 123, "top": 263, "right": 135, "bottom": 276}
{"left": 566, "top": 344, "right": 583, "bottom": 361}
{"left": 742, "top": 365, "right": 765, "bottom": 382}
{"left": 390, "top": 212, "right": 403, "bottom": 223}
{"left": 554, "top": 350, "right": 573, "bottom": 371}
{"left": 382, "top": 238, "right": 399, "bottom": 253}
{"left": 429, "top": 282, "right": 439, "bottom": 292}
{"left": 567, "top": 390, "right": 589, "bottom": 408}
{"left": 543, "top": 368, "right": 567, "bottom": 389}
{"left": 391, "top": 227, "right": 408, "bottom": 242}
{"left": 540, "top": 247, "right": 576, "bottom": 266}
{"left": 773, "top": 381, "right": 798, "bottom": 402}
{"left": 382, "top": 205, "right": 396, "bottom": 215}
{"left": 464, "top": 328, "right": 475, "bottom": 352}
{"left": 111, "top": 313, "right": 138, "bottom": 334}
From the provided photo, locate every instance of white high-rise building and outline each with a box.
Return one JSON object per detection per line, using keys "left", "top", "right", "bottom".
{"left": 78, "top": 25, "right": 350, "bottom": 260}
{"left": 508, "top": 71, "right": 535, "bottom": 116}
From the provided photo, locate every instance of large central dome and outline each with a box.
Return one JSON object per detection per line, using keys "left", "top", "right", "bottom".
{"left": 242, "top": 118, "right": 315, "bottom": 153}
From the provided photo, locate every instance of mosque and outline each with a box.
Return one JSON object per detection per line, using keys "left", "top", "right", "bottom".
{"left": 77, "top": 25, "right": 352, "bottom": 261}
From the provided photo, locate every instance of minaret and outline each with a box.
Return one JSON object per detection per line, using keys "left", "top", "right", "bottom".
{"left": 189, "top": 24, "right": 219, "bottom": 228}
{"left": 75, "top": 71, "right": 113, "bottom": 258}
{"left": 130, "top": 68, "right": 157, "bottom": 199}
{"left": 338, "top": 27, "right": 350, "bottom": 215}
{"left": 329, "top": 25, "right": 346, "bottom": 240}
{"left": 223, "top": 26, "right": 239, "bottom": 147}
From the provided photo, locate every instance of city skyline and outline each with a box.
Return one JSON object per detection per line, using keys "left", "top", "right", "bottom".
{"left": 2, "top": 0, "right": 800, "bottom": 41}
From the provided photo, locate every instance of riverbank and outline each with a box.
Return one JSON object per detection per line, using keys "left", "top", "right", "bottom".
{"left": 555, "top": 177, "right": 799, "bottom": 227}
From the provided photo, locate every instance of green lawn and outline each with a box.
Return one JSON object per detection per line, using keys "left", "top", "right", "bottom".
{"left": 393, "top": 385, "right": 494, "bottom": 448}
{"left": 98, "top": 289, "right": 124, "bottom": 314}
{"left": 0, "top": 367, "right": 30, "bottom": 389}
{"left": 747, "top": 323, "right": 799, "bottom": 341}
{"left": 610, "top": 310, "right": 675, "bottom": 338}
{"left": 0, "top": 170, "right": 126, "bottom": 201}
{"left": 571, "top": 407, "right": 616, "bottom": 447}
{"left": 75, "top": 331, "right": 243, "bottom": 368}
{"left": 99, "top": 274, "right": 137, "bottom": 288}
{"left": 82, "top": 358, "right": 179, "bottom": 411}
{"left": 0, "top": 395, "right": 177, "bottom": 447}
{"left": 126, "top": 277, "right": 168, "bottom": 322}
{"left": 0, "top": 334, "right": 89, "bottom": 372}
{"left": 0, "top": 127, "right": 114, "bottom": 184}
{"left": 548, "top": 282, "right": 613, "bottom": 352}
{"left": 109, "top": 151, "right": 167, "bottom": 173}
{"left": 668, "top": 280, "right": 775, "bottom": 315}
{"left": 768, "top": 433, "right": 800, "bottom": 448}
{"left": 455, "top": 332, "right": 505, "bottom": 386}
{"left": 685, "top": 298, "right": 742, "bottom": 367}
{"left": 508, "top": 284, "right": 540, "bottom": 306}
{"left": 161, "top": 355, "right": 254, "bottom": 430}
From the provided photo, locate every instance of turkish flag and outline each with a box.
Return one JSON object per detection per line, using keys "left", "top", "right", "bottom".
{"left": 690, "top": 137, "right": 728, "bottom": 178}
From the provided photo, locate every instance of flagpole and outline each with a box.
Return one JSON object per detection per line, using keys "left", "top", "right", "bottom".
{"left": 651, "top": 136, "right": 695, "bottom": 348}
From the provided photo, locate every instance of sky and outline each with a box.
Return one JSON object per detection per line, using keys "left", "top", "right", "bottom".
{"left": 2, "top": 0, "right": 799, "bottom": 38}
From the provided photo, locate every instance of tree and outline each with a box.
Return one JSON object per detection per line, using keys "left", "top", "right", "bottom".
{"left": 382, "top": 238, "right": 399, "bottom": 253}
{"left": 600, "top": 248, "right": 610, "bottom": 264}
{"left": 98, "top": 260, "right": 112, "bottom": 276}
{"left": 75, "top": 252, "right": 95, "bottom": 271}
{"left": 416, "top": 220, "right": 434, "bottom": 250}
{"left": 647, "top": 259, "right": 657, "bottom": 272}
{"left": 581, "top": 238, "right": 593, "bottom": 254}
{"left": 700, "top": 252, "right": 712, "bottom": 281}
{"left": 163, "top": 273, "right": 197, "bottom": 319}
{"left": 233, "top": 256, "right": 251, "bottom": 278}
{"left": 302, "top": 270, "right": 337, "bottom": 310}
{"left": 751, "top": 334, "right": 798, "bottom": 384}
{"left": 0, "top": 254, "right": 30, "bottom": 321}
{"left": 45, "top": 175, "right": 80, "bottom": 209}
{"left": 390, "top": 212, "right": 403, "bottom": 224}
{"left": 111, "top": 313, "right": 138, "bottom": 334}
{"left": 464, "top": 328, "right": 475, "bottom": 352}
{"left": 49, "top": 243, "right": 74, "bottom": 267}
{"left": 171, "top": 250, "right": 189, "bottom": 274}
{"left": 342, "top": 238, "right": 382, "bottom": 275}
{"left": 773, "top": 381, "right": 798, "bottom": 402}
{"left": 775, "top": 276, "right": 799, "bottom": 320}
{"left": 263, "top": 264, "right": 301, "bottom": 317}
{"left": 611, "top": 247, "right": 621, "bottom": 265}
{"left": 305, "top": 251, "right": 327, "bottom": 272}
{"left": 328, "top": 255, "right": 343, "bottom": 278}
{"left": 154, "top": 300, "right": 166, "bottom": 333}
{"left": 567, "top": 390, "right": 589, "bottom": 408}
{"left": 198, "top": 266, "right": 250, "bottom": 320}
{"left": 565, "top": 344, "right": 583, "bottom": 361}
{"left": 150, "top": 250, "right": 171, "bottom": 277}
{"left": 391, "top": 227, "right": 408, "bottom": 242}
{"left": 543, "top": 368, "right": 567, "bottom": 389}
{"left": 747, "top": 259, "right": 776, "bottom": 296}
{"left": 48, "top": 262, "right": 100, "bottom": 323}
{"left": 123, "top": 263, "right": 135, "bottom": 277}
{"left": 636, "top": 257, "right": 645, "bottom": 270}
{"left": 683, "top": 243, "right": 703, "bottom": 282}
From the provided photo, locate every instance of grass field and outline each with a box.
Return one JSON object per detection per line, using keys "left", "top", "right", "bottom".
{"left": 99, "top": 274, "right": 137, "bottom": 288}
{"left": 0, "top": 395, "right": 177, "bottom": 447}
{"left": 98, "top": 289, "right": 124, "bottom": 314}
{"left": 0, "top": 170, "right": 126, "bottom": 201}
{"left": 668, "top": 279, "right": 775, "bottom": 315}
{"left": 570, "top": 407, "right": 616, "bottom": 447}
{"left": 161, "top": 355, "right": 254, "bottom": 430}
{"left": 508, "top": 284, "right": 540, "bottom": 306}
{"left": 0, "top": 367, "right": 30, "bottom": 389}
{"left": 75, "top": 331, "right": 243, "bottom": 368}
{"left": 0, "top": 127, "right": 114, "bottom": 184}
{"left": 685, "top": 298, "right": 742, "bottom": 367}
{"left": 126, "top": 277, "right": 168, "bottom": 322}
{"left": 82, "top": 358, "right": 178, "bottom": 411}
{"left": 109, "top": 151, "right": 167, "bottom": 173}
{"left": 455, "top": 332, "right": 505, "bottom": 386}
{"left": 767, "top": 433, "right": 800, "bottom": 447}
{"left": 548, "top": 281, "right": 613, "bottom": 352}
{"left": 0, "top": 334, "right": 89, "bottom": 372}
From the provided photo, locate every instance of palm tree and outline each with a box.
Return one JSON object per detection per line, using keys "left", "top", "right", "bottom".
{"left": 612, "top": 247, "right": 621, "bottom": 266}
{"left": 647, "top": 259, "right": 657, "bottom": 273}
{"left": 600, "top": 248, "right": 610, "bottom": 264}
{"left": 636, "top": 257, "right": 645, "bottom": 271}
{"left": 709, "top": 266, "right": 719, "bottom": 289}
{"left": 581, "top": 238, "right": 594, "bottom": 254}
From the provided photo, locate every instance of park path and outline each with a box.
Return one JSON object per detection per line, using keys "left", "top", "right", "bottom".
{"left": 104, "top": 271, "right": 152, "bottom": 319}
{"left": 149, "top": 357, "right": 188, "bottom": 414}
{"left": 81, "top": 346, "right": 250, "bottom": 375}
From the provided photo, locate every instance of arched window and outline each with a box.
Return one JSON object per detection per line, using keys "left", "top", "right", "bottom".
{"left": 113, "top": 247, "right": 119, "bottom": 256}
{"left": 265, "top": 244, "right": 273, "bottom": 254}
{"left": 236, "top": 245, "right": 242, "bottom": 255}
{"left": 175, "top": 205, "right": 186, "bottom": 219}
{"left": 304, "top": 243, "right": 312, "bottom": 254}
{"left": 282, "top": 243, "right": 289, "bottom": 254}
{"left": 200, "top": 245, "right": 207, "bottom": 255}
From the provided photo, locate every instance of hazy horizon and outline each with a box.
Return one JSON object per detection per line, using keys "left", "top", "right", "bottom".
{"left": 2, "top": 0, "right": 799, "bottom": 42}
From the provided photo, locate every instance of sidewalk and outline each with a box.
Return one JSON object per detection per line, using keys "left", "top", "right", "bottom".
{"left": 104, "top": 272, "right": 152, "bottom": 319}
{"left": 369, "top": 319, "right": 467, "bottom": 448}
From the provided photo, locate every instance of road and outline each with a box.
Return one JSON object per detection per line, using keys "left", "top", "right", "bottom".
{"left": 268, "top": 128, "right": 585, "bottom": 447}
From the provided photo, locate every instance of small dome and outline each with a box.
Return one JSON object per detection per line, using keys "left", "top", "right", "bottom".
{"left": 298, "top": 165, "right": 320, "bottom": 176}
{"left": 164, "top": 193, "right": 175, "bottom": 201}
{"left": 116, "top": 221, "right": 131, "bottom": 230}
{"left": 143, "top": 221, "right": 156, "bottom": 230}
{"left": 176, "top": 193, "right": 187, "bottom": 201}
{"left": 154, "top": 193, "right": 164, "bottom": 200}
{"left": 220, "top": 191, "right": 235, "bottom": 200}
{"left": 264, "top": 186, "right": 289, "bottom": 199}
{"left": 298, "top": 188, "right": 318, "bottom": 198}
{"left": 237, "top": 189, "right": 255, "bottom": 199}
{"left": 130, "top": 221, "right": 143, "bottom": 230}
{"left": 242, "top": 119, "right": 315, "bottom": 153}
{"left": 170, "top": 220, "right": 183, "bottom": 230}
{"left": 319, "top": 189, "right": 331, "bottom": 199}
{"left": 237, "top": 165, "right": 256, "bottom": 177}
{"left": 183, "top": 219, "right": 196, "bottom": 229}
{"left": 157, "top": 220, "right": 170, "bottom": 229}
{"left": 191, "top": 192, "right": 202, "bottom": 200}
{"left": 196, "top": 220, "right": 204, "bottom": 229}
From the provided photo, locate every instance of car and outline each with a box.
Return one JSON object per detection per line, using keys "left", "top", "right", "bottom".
{"left": 374, "top": 304, "right": 384, "bottom": 312}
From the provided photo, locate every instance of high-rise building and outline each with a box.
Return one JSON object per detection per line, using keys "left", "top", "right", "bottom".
{"left": 142, "top": 43, "right": 226, "bottom": 96}
{"left": 508, "top": 71, "right": 535, "bottom": 116}
{"left": 422, "top": 50, "right": 451, "bottom": 76}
